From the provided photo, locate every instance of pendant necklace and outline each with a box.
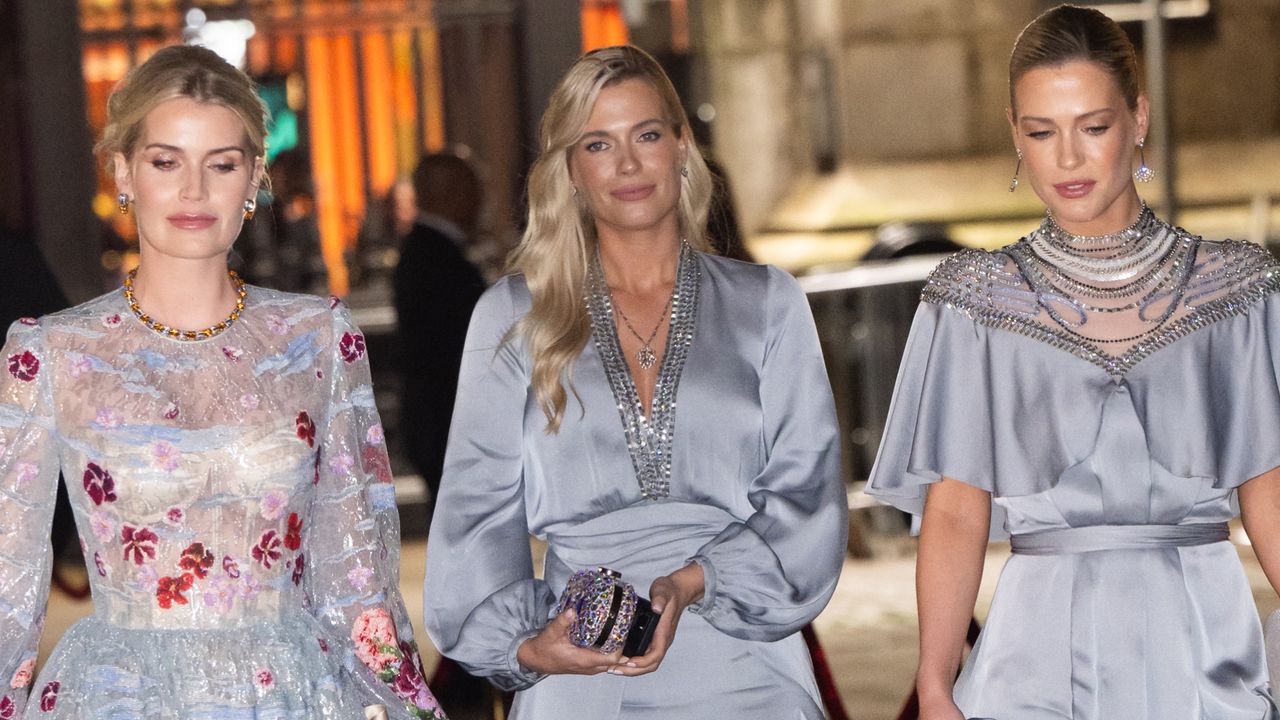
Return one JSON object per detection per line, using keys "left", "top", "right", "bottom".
{"left": 611, "top": 289, "right": 673, "bottom": 370}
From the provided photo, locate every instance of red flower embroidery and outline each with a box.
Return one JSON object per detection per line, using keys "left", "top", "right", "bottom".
{"left": 39, "top": 681, "right": 58, "bottom": 712}
{"left": 120, "top": 525, "right": 158, "bottom": 565}
{"left": 17, "top": 317, "right": 37, "bottom": 327}
{"left": 256, "top": 668, "right": 273, "bottom": 687}
{"left": 361, "top": 446, "right": 393, "bottom": 484}
{"left": 7, "top": 351, "right": 38, "bottom": 382}
{"left": 317, "top": 637, "right": 329, "bottom": 652}
{"left": 296, "top": 411, "right": 316, "bottom": 448}
{"left": 284, "top": 512, "right": 303, "bottom": 551}
{"left": 163, "top": 402, "right": 180, "bottom": 420}
{"left": 328, "top": 295, "right": 341, "bottom": 310}
{"left": 252, "top": 530, "right": 283, "bottom": 568}
{"left": 82, "top": 462, "right": 117, "bottom": 505}
{"left": 178, "top": 542, "right": 214, "bottom": 578}
{"left": 156, "top": 573, "right": 194, "bottom": 609}
{"left": 292, "top": 553, "right": 305, "bottom": 585}
{"left": 338, "top": 331, "right": 366, "bottom": 363}
{"left": 222, "top": 555, "right": 241, "bottom": 579}
{"left": 0, "top": 694, "right": 13, "bottom": 719}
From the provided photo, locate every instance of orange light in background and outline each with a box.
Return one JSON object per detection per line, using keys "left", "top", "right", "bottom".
{"left": 361, "top": 31, "right": 397, "bottom": 196}
{"left": 416, "top": 27, "right": 445, "bottom": 153}
{"left": 331, "top": 34, "right": 366, "bottom": 254}
{"left": 391, "top": 29, "right": 422, "bottom": 171}
{"left": 274, "top": 36, "right": 299, "bottom": 74}
{"left": 581, "top": 0, "right": 629, "bottom": 53}
{"left": 304, "top": 35, "right": 349, "bottom": 296}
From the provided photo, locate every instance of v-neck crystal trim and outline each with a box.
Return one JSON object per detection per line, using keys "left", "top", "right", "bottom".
{"left": 586, "top": 243, "right": 701, "bottom": 500}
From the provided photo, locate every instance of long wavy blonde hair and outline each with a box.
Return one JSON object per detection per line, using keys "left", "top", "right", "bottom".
{"left": 509, "top": 45, "right": 713, "bottom": 433}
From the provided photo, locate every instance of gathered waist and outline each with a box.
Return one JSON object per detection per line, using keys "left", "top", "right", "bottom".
{"left": 1010, "top": 522, "right": 1229, "bottom": 555}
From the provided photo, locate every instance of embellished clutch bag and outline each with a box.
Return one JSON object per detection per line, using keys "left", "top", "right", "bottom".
{"left": 556, "top": 567, "right": 660, "bottom": 656}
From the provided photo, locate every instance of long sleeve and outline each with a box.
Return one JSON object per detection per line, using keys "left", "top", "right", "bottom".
{"left": 0, "top": 319, "right": 59, "bottom": 713}
{"left": 305, "top": 304, "right": 445, "bottom": 720}
{"left": 423, "top": 278, "right": 556, "bottom": 692}
{"left": 686, "top": 266, "right": 847, "bottom": 641}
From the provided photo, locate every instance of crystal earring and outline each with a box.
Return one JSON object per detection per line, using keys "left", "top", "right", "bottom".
{"left": 242, "top": 198, "right": 256, "bottom": 220}
{"left": 117, "top": 193, "right": 131, "bottom": 214}
{"left": 1008, "top": 149, "right": 1023, "bottom": 193}
{"left": 1134, "top": 139, "right": 1154, "bottom": 183}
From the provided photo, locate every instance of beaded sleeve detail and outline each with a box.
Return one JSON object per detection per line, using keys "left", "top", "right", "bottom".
{"left": 922, "top": 232, "right": 1280, "bottom": 378}
{"left": 586, "top": 244, "right": 701, "bottom": 500}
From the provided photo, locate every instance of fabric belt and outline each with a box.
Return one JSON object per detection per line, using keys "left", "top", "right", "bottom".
{"left": 1009, "top": 522, "right": 1229, "bottom": 555}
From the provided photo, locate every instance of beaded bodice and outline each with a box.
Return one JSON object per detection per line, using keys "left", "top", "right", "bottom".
{"left": 924, "top": 215, "right": 1280, "bottom": 377}
{"left": 585, "top": 243, "right": 701, "bottom": 500}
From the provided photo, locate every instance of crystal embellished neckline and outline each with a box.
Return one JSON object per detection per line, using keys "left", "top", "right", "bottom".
{"left": 122, "top": 268, "right": 247, "bottom": 341}
{"left": 1029, "top": 205, "right": 1175, "bottom": 283}
{"left": 585, "top": 242, "right": 701, "bottom": 500}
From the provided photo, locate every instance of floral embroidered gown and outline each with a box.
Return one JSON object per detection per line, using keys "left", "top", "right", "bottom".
{"left": 0, "top": 286, "right": 445, "bottom": 719}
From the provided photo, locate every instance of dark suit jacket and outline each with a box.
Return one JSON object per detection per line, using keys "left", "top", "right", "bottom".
{"left": 393, "top": 221, "right": 486, "bottom": 501}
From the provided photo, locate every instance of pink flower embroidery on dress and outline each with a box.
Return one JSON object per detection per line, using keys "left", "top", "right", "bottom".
{"left": 328, "top": 451, "right": 354, "bottom": 477}
{"left": 101, "top": 313, "right": 123, "bottom": 328}
{"left": 39, "top": 681, "right": 58, "bottom": 712}
{"left": 9, "top": 658, "right": 34, "bottom": 688}
{"left": 256, "top": 669, "right": 274, "bottom": 688}
{"left": 17, "top": 317, "right": 37, "bottom": 327}
{"left": 222, "top": 555, "right": 241, "bottom": 579}
{"left": 296, "top": 411, "right": 316, "bottom": 447}
{"left": 222, "top": 346, "right": 244, "bottom": 362}
{"left": 151, "top": 441, "right": 180, "bottom": 472}
{"left": 95, "top": 407, "right": 122, "bottom": 428}
{"left": 14, "top": 463, "right": 37, "bottom": 488}
{"left": 7, "top": 351, "right": 38, "bottom": 382}
{"left": 265, "top": 314, "right": 290, "bottom": 334}
{"left": 163, "top": 401, "right": 180, "bottom": 420}
{"left": 120, "top": 525, "right": 158, "bottom": 565}
{"left": 351, "top": 608, "right": 400, "bottom": 674}
{"left": 240, "top": 392, "right": 260, "bottom": 410}
{"left": 259, "top": 490, "right": 288, "bottom": 520}
{"left": 179, "top": 542, "right": 215, "bottom": 578}
{"left": 339, "top": 331, "right": 367, "bottom": 363}
{"left": 0, "top": 694, "right": 13, "bottom": 719}
{"left": 83, "top": 463, "right": 118, "bottom": 505}
{"left": 204, "top": 575, "right": 237, "bottom": 613}
{"left": 94, "top": 551, "right": 109, "bottom": 578}
{"left": 328, "top": 295, "right": 341, "bottom": 309}
{"left": 252, "top": 530, "right": 283, "bottom": 568}
{"left": 89, "top": 510, "right": 116, "bottom": 543}
{"left": 165, "top": 507, "right": 186, "bottom": 526}
{"left": 361, "top": 446, "right": 393, "bottom": 484}
{"left": 348, "top": 564, "right": 374, "bottom": 590}
{"left": 68, "top": 354, "right": 92, "bottom": 378}
{"left": 366, "top": 424, "right": 385, "bottom": 445}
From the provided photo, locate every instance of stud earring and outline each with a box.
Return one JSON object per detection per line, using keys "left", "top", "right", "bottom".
{"left": 680, "top": 166, "right": 689, "bottom": 178}
{"left": 570, "top": 184, "right": 578, "bottom": 198}
{"left": 1134, "top": 138, "right": 1154, "bottom": 183}
{"left": 242, "top": 198, "right": 256, "bottom": 220}
{"left": 1008, "top": 149, "right": 1023, "bottom": 193}
{"left": 117, "top": 193, "right": 131, "bottom": 214}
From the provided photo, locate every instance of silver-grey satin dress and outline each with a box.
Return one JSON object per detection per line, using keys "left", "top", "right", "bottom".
{"left": 423, "top": 250, "right": 847, "bottom": 719}
{"left": 869, "top": 231, "right": 1280, "bottom": 719}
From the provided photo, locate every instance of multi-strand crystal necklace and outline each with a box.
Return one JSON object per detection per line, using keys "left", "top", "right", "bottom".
{"left": 1013, "top": 205, "right": 1198, "bottom": 347}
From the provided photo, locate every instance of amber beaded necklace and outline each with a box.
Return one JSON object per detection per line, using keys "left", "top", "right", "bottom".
{"left": 122, "top": 268, "right": 247, "bottom": 341}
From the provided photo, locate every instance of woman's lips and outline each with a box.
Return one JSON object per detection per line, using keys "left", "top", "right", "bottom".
{"left": 610, "top": 185, "right": 655, "bottom": 201}
{"left": 167, "top": 213, "right": 216, "bottom": 230}
{"left": 1053, "top": 180, "right": 1095, "bottom": 199}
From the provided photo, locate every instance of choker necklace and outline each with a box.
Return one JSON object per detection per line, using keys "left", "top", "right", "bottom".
{"left": 122, "top": 268, "right": 247, "bottom": 341}
{"left": 1028, "top": 205, "right": 1170, "bottom": 283}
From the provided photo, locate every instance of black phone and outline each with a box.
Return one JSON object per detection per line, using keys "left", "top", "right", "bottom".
{"left": 622, "top": 596, "right": 660, "bottom": 657}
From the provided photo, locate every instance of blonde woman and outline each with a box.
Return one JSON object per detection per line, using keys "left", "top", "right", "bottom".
{"left": 423, "top": 45, "right": 846, "bottom": 718}
{"left": 869, "top": 5, "right": 1280, "bottom": 719}
{"left": 0, "top": 45, "right": 443, "bottom": 718}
